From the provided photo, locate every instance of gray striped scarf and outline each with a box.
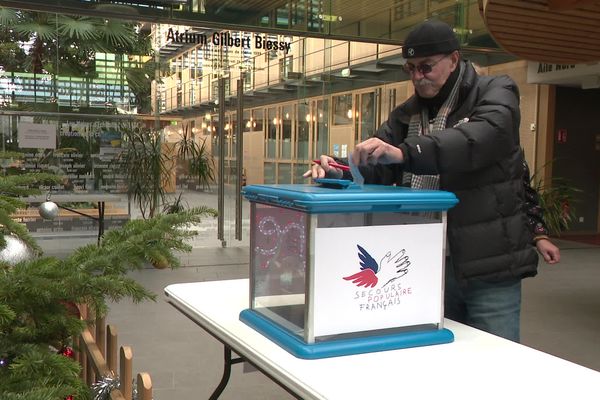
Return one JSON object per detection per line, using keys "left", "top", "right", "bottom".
{"left": 403, "top": 62, "right": 465, "bottom": 189}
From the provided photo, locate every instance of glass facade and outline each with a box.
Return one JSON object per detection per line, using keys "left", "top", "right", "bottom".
{"left": 5, "top": 0, "right": 495, "bottom": 45}
{"left": 0, "top": 1, "right": 515, "bottom": 247}
{"left": 0, "top": 54, "right": 142, "bottom": 111}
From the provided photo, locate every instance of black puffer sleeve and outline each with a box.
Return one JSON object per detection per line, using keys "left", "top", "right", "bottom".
{"left": 399, "top": 75, "right": 521, "bottom": 176}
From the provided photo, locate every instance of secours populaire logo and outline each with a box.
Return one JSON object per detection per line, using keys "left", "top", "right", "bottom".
{"left": 343, "top": 244, "right": 413, "bottom": 311}
{"left": 313, "top": 224, "right": 443, "bottom": 335}
{"left": 344, "top": 244, "right": 411, "bottom": 288}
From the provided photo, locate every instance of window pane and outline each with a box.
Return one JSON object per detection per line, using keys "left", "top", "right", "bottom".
{"left": 266, "top": 107, "right": 277, "bottom": 158}
{"left": 297, "top": 102, "right": 309, "bottom": 161}
{"left": 229, "top": 113, "right": 237, "bottom": 158}
{"left": 277, "top": 163, "right": 292, "bottom": 184}
{"left": 354, "top": 94, "right": 360, "bottom": 142}
{"left": 333, "top": 94, "right": 352, "bottom": 125}
{"left": 293, "top": 163, "right": 310, "bottom": 184}
{"left": 224, "top": 115, "right": 231, "bottom": 158}
{"left": 315, "top": 100, "right": 329, "bottom": 156}
{"left": 264, "top": 162, "right": 276, "bottom": 183}
{"left": 279, "top": 56, "right": 293, "bottom": 81}
{"left": 243, "top": 110, "right": 251, "bottom": 132}
{"left": 252, "top": 109, "right": 264, "bottom": 131}
{"left": 211, "top": 117, "right": 220, "bottom": 157}
{"left": 281, "top": 105, "right": 293, "bottom": 159}
{"left": 361, "top": 92, "right": 376, "bottom": 141}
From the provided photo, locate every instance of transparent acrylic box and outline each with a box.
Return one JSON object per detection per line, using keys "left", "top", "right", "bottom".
{"left": 240, "top": 182, "right": 458, "bottom": 359}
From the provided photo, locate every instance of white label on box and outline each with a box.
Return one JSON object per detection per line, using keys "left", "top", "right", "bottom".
{"left": 313, "top": 223, "right": 444, "bottom": 337}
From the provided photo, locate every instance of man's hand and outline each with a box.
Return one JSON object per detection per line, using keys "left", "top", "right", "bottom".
{"left": 302, "top": 155, "right": 344, "bottom": 179}
{"left": 536, "top": 238, "right": 560, "bottom": 264}
{"left": 352, "top": 137, "right": 404, "bottom": 166}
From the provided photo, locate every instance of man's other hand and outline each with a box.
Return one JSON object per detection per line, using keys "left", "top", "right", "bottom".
{"left": 536, "top": 238, "right": 561, "bottom": 264}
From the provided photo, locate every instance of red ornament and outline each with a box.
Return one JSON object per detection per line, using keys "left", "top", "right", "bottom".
{"left": 59, "top": 346, "right": 75, "bottom": 359}
{"left": 65, "top": 396, "right": 73, "bottom": 400}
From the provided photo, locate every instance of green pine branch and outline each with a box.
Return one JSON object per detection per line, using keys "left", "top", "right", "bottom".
{"left": 1, "top": 207, "right": 217, "bottom": 398}
{"left": 1, "top": 344, "right": 88, "bottom": 399}
{"left": 0, "top": 171, "right": 62, "bottom": 258}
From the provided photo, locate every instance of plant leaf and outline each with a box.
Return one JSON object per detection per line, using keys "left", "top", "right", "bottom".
{"left": 55, "top": 16, "right": 99, "bottom": 41}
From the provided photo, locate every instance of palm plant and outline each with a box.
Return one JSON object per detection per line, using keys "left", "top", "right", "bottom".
{"left": 121, "top": 125, "right": 171, "bottom": 219}
{"left": 0, "top": 9, "right": 141, "bottom": 74}
{"left": 0, "top": 7, "right": 152, "bottom": 111}
{"left": 176, "top": 126, "right": 216, "bottom": 191}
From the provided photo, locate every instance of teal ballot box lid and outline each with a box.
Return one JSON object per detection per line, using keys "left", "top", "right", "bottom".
{"left": 242, "top": 180, "right": 458, "bottom": 213}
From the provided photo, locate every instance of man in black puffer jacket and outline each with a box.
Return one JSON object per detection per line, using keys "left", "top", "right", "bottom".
{"left": 306, "top": 20, "right": 539, "bottom": 342}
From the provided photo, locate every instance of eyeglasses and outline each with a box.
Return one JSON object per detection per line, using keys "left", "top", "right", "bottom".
{"left": 403, "top": 54, "right": 451, "bottom": 75}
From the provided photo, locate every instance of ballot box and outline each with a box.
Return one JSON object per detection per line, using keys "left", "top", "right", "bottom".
{"left": 240, "top": 181, "right": 458, "bottom": 359}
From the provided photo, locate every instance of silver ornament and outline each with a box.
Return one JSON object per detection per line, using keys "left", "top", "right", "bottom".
{"left": 91, "top": 375, "right": 120, "bottom": 400}
{"left": 0, "top": 235, "right": 34, "bottom": 266}
{"left": 39, "top": 201, "right": 59, "bottom": 220}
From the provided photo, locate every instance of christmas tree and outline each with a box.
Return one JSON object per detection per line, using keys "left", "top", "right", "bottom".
{"left": 0, "top": 162, "right": 217, "bottom": 399}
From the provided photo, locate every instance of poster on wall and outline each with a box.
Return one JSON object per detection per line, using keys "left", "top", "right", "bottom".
{"left": 313, "top": 223, "right": 444, "bottom": 337}
{"left": 17, "top": 122, "right": 57, "bottom": 149}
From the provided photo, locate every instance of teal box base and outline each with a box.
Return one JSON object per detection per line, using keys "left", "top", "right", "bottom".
{"left": 240, "top": 309, "right": 454, "bottom": 360}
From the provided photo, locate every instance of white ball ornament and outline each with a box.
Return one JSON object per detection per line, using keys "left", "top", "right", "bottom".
{"left": 0, "top": 235, "right": 34, "bottom": 266}
{"left": 39, "top": 201, "right": 59, "bottom": 220}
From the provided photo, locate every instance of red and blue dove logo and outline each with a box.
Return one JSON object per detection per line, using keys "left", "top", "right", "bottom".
{"left": 343, "top": 244, "right": 410, "bottom": 288}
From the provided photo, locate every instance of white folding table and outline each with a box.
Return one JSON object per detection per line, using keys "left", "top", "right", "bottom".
{"left": 164, "top": 279, "right": 600, "bottom": 400}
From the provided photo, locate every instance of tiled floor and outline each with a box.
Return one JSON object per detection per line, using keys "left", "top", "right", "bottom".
{"left": 38, "top": 221, "right": 600, "bottom": 398}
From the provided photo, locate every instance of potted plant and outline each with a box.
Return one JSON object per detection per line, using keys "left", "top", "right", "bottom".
{"left": 119, "top": 124, "right": 218, "bottom": 268}
{"left": 175, "top": 126, "right": 215, "bottom": 191}
{"left": 530, "top": 164, "right": 581, "bottom": 236}
{"left": 120, "top": 125, "right": 171, "bottom": 219}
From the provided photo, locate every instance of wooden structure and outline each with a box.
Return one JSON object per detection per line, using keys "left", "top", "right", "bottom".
{"left": 480, "top": 0, "right": 600, "bottom": 63}
{"left": 75, "top": 304, "right": 153, "bottom": 400}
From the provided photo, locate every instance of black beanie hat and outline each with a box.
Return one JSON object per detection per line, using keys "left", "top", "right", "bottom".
{"left": 402, "top": 19, "right": 460, "bottom": 59}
